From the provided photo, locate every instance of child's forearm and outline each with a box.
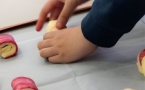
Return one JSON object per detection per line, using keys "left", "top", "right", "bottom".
{"left": 81, "top": 0, "right": 145, "bottom": 47}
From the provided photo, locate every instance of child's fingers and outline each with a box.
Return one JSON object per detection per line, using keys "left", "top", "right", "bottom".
{"left": 38, "top": 39, "right": 53, "bottom": 50}
{"left": 48, "top": 55, "right": 61, "bottom": 64}
{"left": 48, "top": 54, "right": 69, "bottom": 64}
{"left": 56, "top": 0, "right": 78, "bottom": 29}
{"left": 36, "top": 0, "right": 56, "bottom": 31}
{"left": 40, "top": 47, "right": 58, "bottom": 58}
{"left": 50, "top": 8, "right": 62, "bottom": 20}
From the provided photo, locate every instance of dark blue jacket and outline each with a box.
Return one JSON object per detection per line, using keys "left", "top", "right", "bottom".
{"left": 81, "top": 0, "right": 145, "bottom": 47}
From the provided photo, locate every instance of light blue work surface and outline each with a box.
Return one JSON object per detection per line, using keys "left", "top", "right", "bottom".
{"left": 1, "top": 12, "right": 145, "bottom": 90}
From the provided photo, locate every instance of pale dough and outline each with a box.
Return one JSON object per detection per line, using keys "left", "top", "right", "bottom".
{"left": 0, "top": 43, "right": 17, "bottom": 58}
{"left": 46, "top": 20, "right": 60, "bottom": 32}
{"left": 124, "top": 88, "right": 134, "bottom": 90}
{"left": 22, "top": 88, "right": 34, "bottom": 90}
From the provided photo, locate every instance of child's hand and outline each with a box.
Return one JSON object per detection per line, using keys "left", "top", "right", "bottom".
{"left": 36, "top": 0, "right": 88, "bottom": 31}
{"left": 37, "top": 26, "right": 97, "bottom": 63}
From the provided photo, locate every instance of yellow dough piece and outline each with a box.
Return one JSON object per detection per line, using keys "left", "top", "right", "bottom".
{"left": 46, "top": 20, "right": 60, "bottom": 32}
{"left": 137, "top": 52, "right": 143, "bottom": 74}
{"left": 124, "top": 88, "right": 134, "bottom": 90}
{"left": 0, "top": 43, "right": 17, "bottom": 58}
{"left": 142, "top": 57, "right": 145, "bottom": 75}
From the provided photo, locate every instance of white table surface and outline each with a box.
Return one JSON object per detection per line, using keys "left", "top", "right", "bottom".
{"left": 1, "top": 12, "right": 145, "bottom": 90}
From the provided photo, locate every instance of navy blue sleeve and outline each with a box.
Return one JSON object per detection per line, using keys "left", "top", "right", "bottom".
{"left": 81, "top": 0, "right": 145, "bottom": 47}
